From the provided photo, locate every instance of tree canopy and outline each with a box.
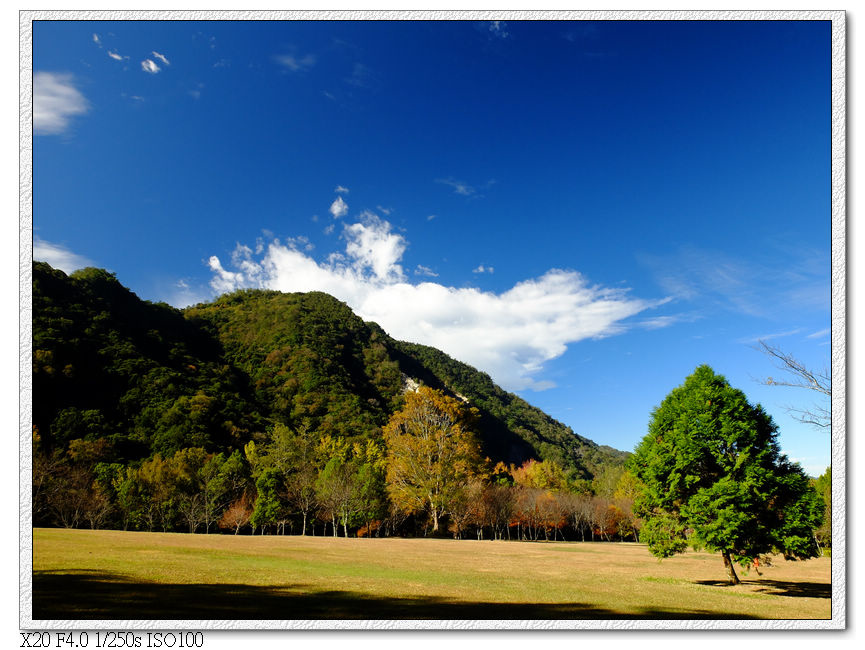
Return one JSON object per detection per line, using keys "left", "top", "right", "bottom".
{"left": 629, "top": 365, "right": 823, "bottom": 584}
{"left": 383, "top": 386, "right": 484, "bottom": 533}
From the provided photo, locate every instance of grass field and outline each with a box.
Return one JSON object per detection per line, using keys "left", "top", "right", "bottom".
{"left": 31, "top": 528, "right": 831, "bottom": 620}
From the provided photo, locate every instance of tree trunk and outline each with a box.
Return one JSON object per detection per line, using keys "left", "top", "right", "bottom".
{"left": 302, "top": 512, "right": 307, "bottom": 536}
{"left": 722, "top": 551, "right": 741, "bottom": 585}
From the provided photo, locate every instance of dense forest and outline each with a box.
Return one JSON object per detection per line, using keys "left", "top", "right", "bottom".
{"left": 32, "top": 261, "right": 642, "bottom": 540}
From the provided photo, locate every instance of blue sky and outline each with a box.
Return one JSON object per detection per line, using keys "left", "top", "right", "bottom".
{"left": 32, "top": 19, "right": 833, "bottom": 475}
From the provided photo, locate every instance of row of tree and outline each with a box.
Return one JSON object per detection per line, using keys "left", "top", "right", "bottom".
{"left": 34, "top": 387, "right": 648, "bottom": 542}
{"left": 34, "top": 366, "right": 829, "bottom": 586}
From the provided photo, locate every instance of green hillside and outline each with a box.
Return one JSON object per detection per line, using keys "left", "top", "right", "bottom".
{"left": 32, "top": 261, "right": 629, "bottom": 531}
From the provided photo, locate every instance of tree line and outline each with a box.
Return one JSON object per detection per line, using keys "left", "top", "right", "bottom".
{"left": 33, "top": 386, "right": 647, "bottom": 543}
{"left": 34, "top": 376, "right": 829, "bottom": 578}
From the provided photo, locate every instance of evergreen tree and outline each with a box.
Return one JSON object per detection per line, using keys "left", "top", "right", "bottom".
{"left": 629, "top": 365, "right": 823, "bottom": 584}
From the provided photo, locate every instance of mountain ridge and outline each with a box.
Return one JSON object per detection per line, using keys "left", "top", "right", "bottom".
{"left": 32, "top": 262, "right": 628, "bottom": 479}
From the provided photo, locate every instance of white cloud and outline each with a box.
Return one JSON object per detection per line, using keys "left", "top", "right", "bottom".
{"left": 335, "top": 185, "right": 350, "bottom": 194}
{"left": 275, "top": 53, "right": 316, "bottom": 71}
{"left": 33, "top": 72, "right": 89, "bottom": 135}
{"left": 807, "top": 328, "right": 830, "bottom": 340}
{"left": 415, "top": 265, "right": 439, "bottom": 278}
{"left": 323, "top": 224, "right": 335, "bottom": 235}
{"left": 472, "top": 264, "right": 494, "bottom": 274}
{"left": 206, "top": 216, "right": 660, "bottom": 391}
{"left": 92, "top": 34, "right": 101, "bottom": 46}
{"left": 152, "top": 51, "right": 170, "bottom": 66}
{"left": 107, "top": 50, "right": 127, "bottom": 61}
{"left": 141, "top": 59, "right": 161, "bottom": 74}
{"left": 329, "top": 196, "right": 349, "bottom": 219}
{"left": 34, "top": 238, "right": 94, "bottom": 273}
{"left": 207, "top": 255, "right": 245, "bottom": 294}
{"left": 343, "top": 214, "right": 406, "bottom": 282}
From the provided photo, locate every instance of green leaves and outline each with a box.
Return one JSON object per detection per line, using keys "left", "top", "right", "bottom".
{"left": 638, "top": 513, "right": 689, "bottom": 559}
{"left": 630, "top": 365, "right": 823, "bottom": 580}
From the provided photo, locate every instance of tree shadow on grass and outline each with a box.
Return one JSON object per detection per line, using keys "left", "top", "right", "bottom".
{"left": 695, "top": 579, "right": 831, "bottom": 599}
{"left": 33, "top": 570, "right": 759, "bottom": 621}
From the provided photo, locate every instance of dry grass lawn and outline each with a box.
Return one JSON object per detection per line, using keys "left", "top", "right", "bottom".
{"left": 31, "top": 528, "right": 831, "bottom": 620}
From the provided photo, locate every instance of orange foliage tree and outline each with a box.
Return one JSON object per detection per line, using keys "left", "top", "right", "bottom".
{"left": 383, "top": 386, "right": 484, "bottom": 533}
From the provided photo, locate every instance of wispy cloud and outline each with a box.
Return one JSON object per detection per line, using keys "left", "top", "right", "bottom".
{"left": 152, "top": 51, "right": 170, "bottom": 66}
{"left": 472, "top": 264, "right": 494, "bottom": 274}
{"left": 415, "top": 265, "right": 439, "bottom": 278}
{"left": 738, "top": 328, "right": 803, "bottom": 345}
{"left": 33, "top": 72, "right": 89, "bottom": 135}
{"left": 92, "top": 34, "right": 101, "bottom": 46}
{"left": 107, "top": 50, "right": 128, "bottom": 61}
{"left": 329, "top": 196, "right": 349, "bottom": 219}
{"left": 334, "top": 185, "right": 349, "bottom": 194}
{"left": 489, "top": 21, "right": 509, "bottom": 39}
{"left": 636, "top": 313, "right": 689, "bottom": 330}
{"left": 275, "top": 53, "right": 316, "bottom": 72}
{"left": 640, "top": 244, "right": 829, "bottom": 319}
{"left": 345, "top": 62, "right": 373, "bottom": 88}
{"left": 34, "top": 238, "right": 94, "bottom": 273}
{"left": 807, "top": 328, "right": 830, "bottom": 339}
{"left": 141, "top": 59, "right": 161, "bottom": 74}
{"left": 166, "top": 279, "right": 211, "bottom": 309}
{"left": 437, "top": 178, "right": 475, "bottom": 196}
{"left": 206, "top": 211, "right": 663, "bottom": 391}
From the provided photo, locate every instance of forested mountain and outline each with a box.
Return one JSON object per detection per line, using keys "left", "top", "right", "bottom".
{"left": 32, "top": 262, "right": 828, "bottom": 549}
{"left": 33, "top": 261, "right": 626, "bottom": 479}
{"left": 33, "top": 263, "right": 264, "bottom": 460}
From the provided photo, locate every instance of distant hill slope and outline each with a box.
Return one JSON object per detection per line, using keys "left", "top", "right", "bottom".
{"left": 32, "top": 262, "right": 263, "bottom": 459}
{"left": 32, "top": 262, "right": 627, "bottom": 478}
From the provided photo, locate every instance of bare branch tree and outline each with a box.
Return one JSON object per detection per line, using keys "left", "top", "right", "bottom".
{"left": 755, "top": 339, "right": 831, "bottom": 429}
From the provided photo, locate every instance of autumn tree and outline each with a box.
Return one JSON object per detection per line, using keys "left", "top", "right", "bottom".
{"left": 383, "top": 386, "right": 484, "bottom": 534}
{"left": 511, "top": 459, "right": 568, "bottom": 492}
{"left": 629, "top": 365, "right": 824, "bottom": 584}
{"left": 558, "top": 491, "right": 593, "bottom": 542}
{"left": 447, "top": 479, "right": 485, "bottom": 539}
{"left": 219, "top": 495, "right": 253, "bottom": 534}
{"left": 482, "top": 483, "right": 516, "bottom": 540}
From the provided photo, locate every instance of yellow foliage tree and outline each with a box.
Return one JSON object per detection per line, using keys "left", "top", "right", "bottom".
{"left": 383, "top": 386, "right": 483, "bottom": 533}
